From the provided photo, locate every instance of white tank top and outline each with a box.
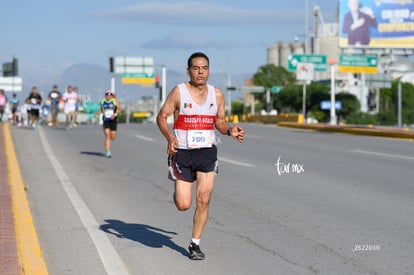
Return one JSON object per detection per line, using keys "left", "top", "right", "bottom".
{"left": 64, "top": 92, "right": 78, "bottom": 106}
{"left": 173, "top": 83, "right": 217, "bottom": 149}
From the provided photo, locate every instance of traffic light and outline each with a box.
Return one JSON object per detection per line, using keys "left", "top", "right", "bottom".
{"left": 11, "top": 58, "right": 18, "bottom": 76}
{"left": 2, "top": 63, "right": 9, "bottom": 76}
{"left": 155, "top": 74, "right": 160, "bottom": 88}
{"left": 2, "top": 58, "right": 18, "bottom": 76}
{"left": 368, "top": 89, "right": 377, "bottom": 112}
{"left": 109, "top": 57, "right": 114, "bottom": 73}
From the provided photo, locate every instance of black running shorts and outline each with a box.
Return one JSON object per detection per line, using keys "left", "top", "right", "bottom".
{"left": 30, "top": 109, "right": 40, "bottom": 117}
{"left": 103, "top": 120, "right": 117, "bottom": 131}
{"left": 168, "top": 145, "right": 218, "bottom": 182}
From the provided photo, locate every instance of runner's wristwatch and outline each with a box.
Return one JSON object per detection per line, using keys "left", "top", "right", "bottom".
{"left": 227, "top": 127, "right": 232, "bottom": 136}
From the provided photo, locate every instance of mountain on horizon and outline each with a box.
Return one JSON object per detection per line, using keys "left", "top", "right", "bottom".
{"left": 15, "top": 63, "right": 252, "bottom": 103}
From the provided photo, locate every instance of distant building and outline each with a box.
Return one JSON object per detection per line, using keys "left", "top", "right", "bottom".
{"left": 267, "top": 19, "right": 340, "bottom": 82}
{"left": 266, "top": 7, "right": 380, "bottom": 114}
{"left": 266, "top": 4, "right": 414, "bottom": 115}
{"left": 267, "top": 42, "right": 306, "bottom": 70}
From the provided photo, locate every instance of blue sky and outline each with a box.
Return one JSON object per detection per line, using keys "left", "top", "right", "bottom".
{"left": 1, "top": 0, "right": 338, "bottom": 81}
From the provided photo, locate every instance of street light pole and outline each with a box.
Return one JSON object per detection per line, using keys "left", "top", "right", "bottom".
{"left": 302, "top": 82, "right": 307, "bottom": 120}
{"left": 328, "top": 59, "right": 337, "bottom": 125}
{"left": 227, "top": 74, "right": 232, "bottom": 116}
{"left": 398, "top": 79, "right": 402, "bottom": 127}
{"left": 110, "top": 75, "right": 115, "bottom": 93}
{"left": 304, "top": 0, "right": 308, "bottom": 54}
{"left": 161, "top": 65, "right": 167, "bottom": 106}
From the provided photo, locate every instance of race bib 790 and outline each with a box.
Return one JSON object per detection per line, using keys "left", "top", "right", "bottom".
{"left": 187, "top": 130, "right": 213, "bottom": 148}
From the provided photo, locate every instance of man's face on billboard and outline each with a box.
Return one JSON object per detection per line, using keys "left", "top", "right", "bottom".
{"left": 348, "top": 0, "right": 359, "bottom": 13}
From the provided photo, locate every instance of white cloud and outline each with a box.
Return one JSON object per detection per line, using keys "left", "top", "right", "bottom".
{"left": 97, "top": 2, "right": 301, "bottom": 26}
{"left": 140, "top": 33, "right": 241, "bottom": 49}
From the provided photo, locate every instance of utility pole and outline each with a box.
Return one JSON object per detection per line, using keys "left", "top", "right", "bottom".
{"left": 109, "top": 57, "right": 116, "bottom": 93}
{"left": 227, "top": 74, "right": 232, "bottom": 116}
{"left": 160, "top": 65, "right": 167, "bottom": 106}
{"left": 302, "top": 82, "right": 307, "bottom": 120}
{"left": 304, "top": 0, "right": 308, "bottom": 54}
{"left": 110, "top": 76, "right": 115, "bottom": 93}
{"left": 329, "top": 59, "right": 337, "bottom": 125}
{"left": 398, "top": 80, "right": 402, "bottom": 127}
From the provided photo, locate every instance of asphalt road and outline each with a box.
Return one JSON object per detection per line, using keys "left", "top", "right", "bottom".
{"left": 11, "top": 123, "right": 414, "bottom": 275}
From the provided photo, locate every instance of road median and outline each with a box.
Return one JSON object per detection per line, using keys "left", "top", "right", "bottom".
{"left": 278, "top": 122, "right": 414, "bottom": 140}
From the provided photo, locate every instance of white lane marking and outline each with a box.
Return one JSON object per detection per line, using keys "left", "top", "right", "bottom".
{"left": 135, "top": 134, "right": 155, "bottom": 142}
{"left": 38, "top": 127, "right": 130, "bottom": 275}
{"left": 218, "top": 156, "right": 255, "bottom": 167}
{"left": 352, "top": 149, "right": 414, "bottom": 161}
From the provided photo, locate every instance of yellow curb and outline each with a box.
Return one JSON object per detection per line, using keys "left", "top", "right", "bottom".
{"left": 3, "top": 123, "right": 48, "bottom": 275}
{"left": 278, "top": 122, "right": 414, "bottom": 140}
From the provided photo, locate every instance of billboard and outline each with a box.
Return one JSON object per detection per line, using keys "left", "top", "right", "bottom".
{"left": 339, "top": 0, "right": 414, "bottom": 48}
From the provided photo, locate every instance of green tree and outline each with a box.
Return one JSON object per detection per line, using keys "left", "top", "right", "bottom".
{"left": 400, "top": 81, "right": 414, "bottom": 125}
{"left": 305, "top": 83, "right": 330, "bottom": 122}
{"left": 273, "top": 85, "right": 302, "bottom": 113}
{"left": 346, "top": 112, "right": 377, "bottom": 125}
{"left": 273, "top": 82, "right": 330, "bottom": 117}
{"left": 307, "top": 83, "right": 330, "bottom": 113}
{"left": 378, "top": 81, "right": 414, "bottom": 125}
{"left": 252, "top": 64, "right": 296, "bottom": 88}
{"left": 378, "top": 87, "right": 394, "bottom": 114}
{"left": 231, "top": 101, "right": 244, "bottom": 116}
{"left": 335, "top": 92, "right": 360, "bottom": 121}
{"left": 252, "top": 64, "right": 296, "bottom": 111}
{"left": 376, "top": 87, "right": 392, "bottom": 125}
{"left": 377, "top": 111, "right": 396, "bottom": 125}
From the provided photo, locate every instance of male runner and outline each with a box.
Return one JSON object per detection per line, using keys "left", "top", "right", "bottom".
{"left": 157, "top": 52, "right": 245, "bottom": 260}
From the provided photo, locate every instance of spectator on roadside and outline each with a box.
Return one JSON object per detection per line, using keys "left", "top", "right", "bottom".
{"left": 0, "top": 89, "right": 7, "bottom": 122}
{"left": 72, "top": 86, "right": 82, "bottom": 127}
{"left": 48, "top": 84, "right": 62, "bottom": 127}
{"left": 63, "top": 85, "right": 78, "bottom": 129}
{"left": 9, "top": 93, "right": 19, "bottom": 125}
{"left": 21, "top": 99, "right": 30, "bottom": 126}
{"left": 41, "top": 100, "right": 50, "bottom": 125}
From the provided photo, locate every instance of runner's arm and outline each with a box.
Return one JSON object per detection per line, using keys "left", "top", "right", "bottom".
{"left": 114, "top": 99, "right": 122, "bottom": 117}
{"left": 157, "top": 87, "right": 180, "bottom": 155}
{"left": 214, "top": 88, "right": 245, "bottom": 142}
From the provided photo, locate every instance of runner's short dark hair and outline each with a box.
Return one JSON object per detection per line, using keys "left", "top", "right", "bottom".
{"left": 187, "top": 52, "right": 209, "bottom": 69}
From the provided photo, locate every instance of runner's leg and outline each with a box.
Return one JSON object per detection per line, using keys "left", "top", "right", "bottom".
{"left": 174, "top": 180, "right": 193, "bottom": 211}
{"left": 192, "top": 171, "right": 215, "bottom": 239}
{"left": 104, "top": 128, "right": 111, "bottom": 151}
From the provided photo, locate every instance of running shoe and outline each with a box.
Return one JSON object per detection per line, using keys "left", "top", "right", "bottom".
{"left": 106, "top": 151, "right": 112, "bottom": 158}
{"left": 188, "top": 242, "right": 205, "bottom": 260}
